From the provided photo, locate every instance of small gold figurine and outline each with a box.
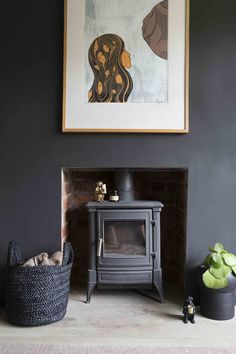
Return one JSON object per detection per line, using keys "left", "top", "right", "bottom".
{"left": 95, "top": 181, "right": 107, "bottom": 202}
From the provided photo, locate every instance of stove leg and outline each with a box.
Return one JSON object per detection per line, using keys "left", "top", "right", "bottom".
{"left": 154, "top": 282, "right": 165, "bottom": 303}
{"left": 153, "top": 269, "right": 165, "bottom": 303}
{"left": 86, "top": 282, "right": 96, "bottom": 303}
{"left": 86, "top": 269, "right": 97, "bottom": 303}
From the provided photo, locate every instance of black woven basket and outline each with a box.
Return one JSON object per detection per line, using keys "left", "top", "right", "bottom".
{"left": 5, "top": 242, "right": 73, "bottom": 326}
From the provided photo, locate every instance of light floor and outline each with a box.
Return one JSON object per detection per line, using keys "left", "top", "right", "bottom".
{"left": 0, "top": 287, "right": 236, "bottom": 349}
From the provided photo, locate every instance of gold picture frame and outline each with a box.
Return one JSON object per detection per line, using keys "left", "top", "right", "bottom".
{"left": 63, "top": 0, "right": 190, "bottom": 133}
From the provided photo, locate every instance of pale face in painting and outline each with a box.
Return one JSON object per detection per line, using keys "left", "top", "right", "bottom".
{"left": 121, "top": 50, "right": 132, "bottom": 69}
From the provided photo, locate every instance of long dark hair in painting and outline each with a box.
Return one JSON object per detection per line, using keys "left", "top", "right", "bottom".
{"left": 88, "top": 33, "right": 133, "bottom": 103}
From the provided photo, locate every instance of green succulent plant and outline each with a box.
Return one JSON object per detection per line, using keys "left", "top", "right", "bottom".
{"left": 202, "top": 243, "right": 236, "bottom": 289}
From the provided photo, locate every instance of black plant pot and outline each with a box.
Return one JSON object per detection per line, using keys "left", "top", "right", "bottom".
{"left": 199, "top": 269, "right": 236, "bottom": 321}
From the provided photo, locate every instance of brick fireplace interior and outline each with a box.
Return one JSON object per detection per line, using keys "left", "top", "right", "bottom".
{"left": 61, "top": 168, "right": 188, "bottom": 295}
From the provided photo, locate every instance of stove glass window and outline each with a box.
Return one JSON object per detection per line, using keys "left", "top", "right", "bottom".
{"left": 103, "top": 220, "right": 146, "bottom": 256}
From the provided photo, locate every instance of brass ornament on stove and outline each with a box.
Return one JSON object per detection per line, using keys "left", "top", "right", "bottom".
{"left": 94, "top": 181, "right": 107, "bottom": 202}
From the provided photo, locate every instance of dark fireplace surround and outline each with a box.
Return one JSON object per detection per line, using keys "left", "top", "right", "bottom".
{"left": 61, "top": 168, "right": 188, "bottom": 296}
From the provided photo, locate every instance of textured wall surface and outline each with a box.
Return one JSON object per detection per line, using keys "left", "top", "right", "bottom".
{"left": 1, "top": 0, "right": 236, "bottom": 305}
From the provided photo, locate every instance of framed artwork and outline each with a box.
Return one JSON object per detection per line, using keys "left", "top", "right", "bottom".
{"left": 63, "top": 0, "right": 189, "bottom": 133}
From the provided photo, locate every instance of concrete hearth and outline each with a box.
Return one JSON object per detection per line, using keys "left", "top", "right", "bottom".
{"left": 0, "top": 288, "right": 236, "bottom": 351}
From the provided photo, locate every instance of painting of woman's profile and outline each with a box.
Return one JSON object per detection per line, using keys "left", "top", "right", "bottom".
{"left": 85, "top": 0, "right": 169, "bottom": 104}
{"left": 88, "top": 33, "right": 133, "bottom": 103}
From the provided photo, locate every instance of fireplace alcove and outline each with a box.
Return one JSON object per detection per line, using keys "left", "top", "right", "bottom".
{"left": 61, "top": 168, "right": 188, "bottom": 296}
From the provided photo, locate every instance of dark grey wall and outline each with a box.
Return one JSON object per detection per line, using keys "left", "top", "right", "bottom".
{"left": 1, "top": 0, "right": 236, "bottom": 304}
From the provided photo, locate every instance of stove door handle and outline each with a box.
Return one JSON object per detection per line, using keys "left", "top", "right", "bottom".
{"left": 97, "top": 238, "right": 103, "bottom": 257}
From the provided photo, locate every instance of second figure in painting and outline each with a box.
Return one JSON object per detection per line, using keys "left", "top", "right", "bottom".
{"left": 88, "top": 34, "right": 133, "bottom": 103}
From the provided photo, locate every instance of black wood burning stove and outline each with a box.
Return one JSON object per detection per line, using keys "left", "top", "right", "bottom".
{"left": 86, "top": 170, "right": 164, "bottom": 303}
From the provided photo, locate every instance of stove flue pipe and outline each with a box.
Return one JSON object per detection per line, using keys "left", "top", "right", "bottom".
{"left": 114, "top": 169, "right": 134, "bottom": 202}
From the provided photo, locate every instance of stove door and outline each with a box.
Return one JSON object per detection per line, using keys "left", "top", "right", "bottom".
{"left": 97, "top": 209, "right": 152, "bottom": 269}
